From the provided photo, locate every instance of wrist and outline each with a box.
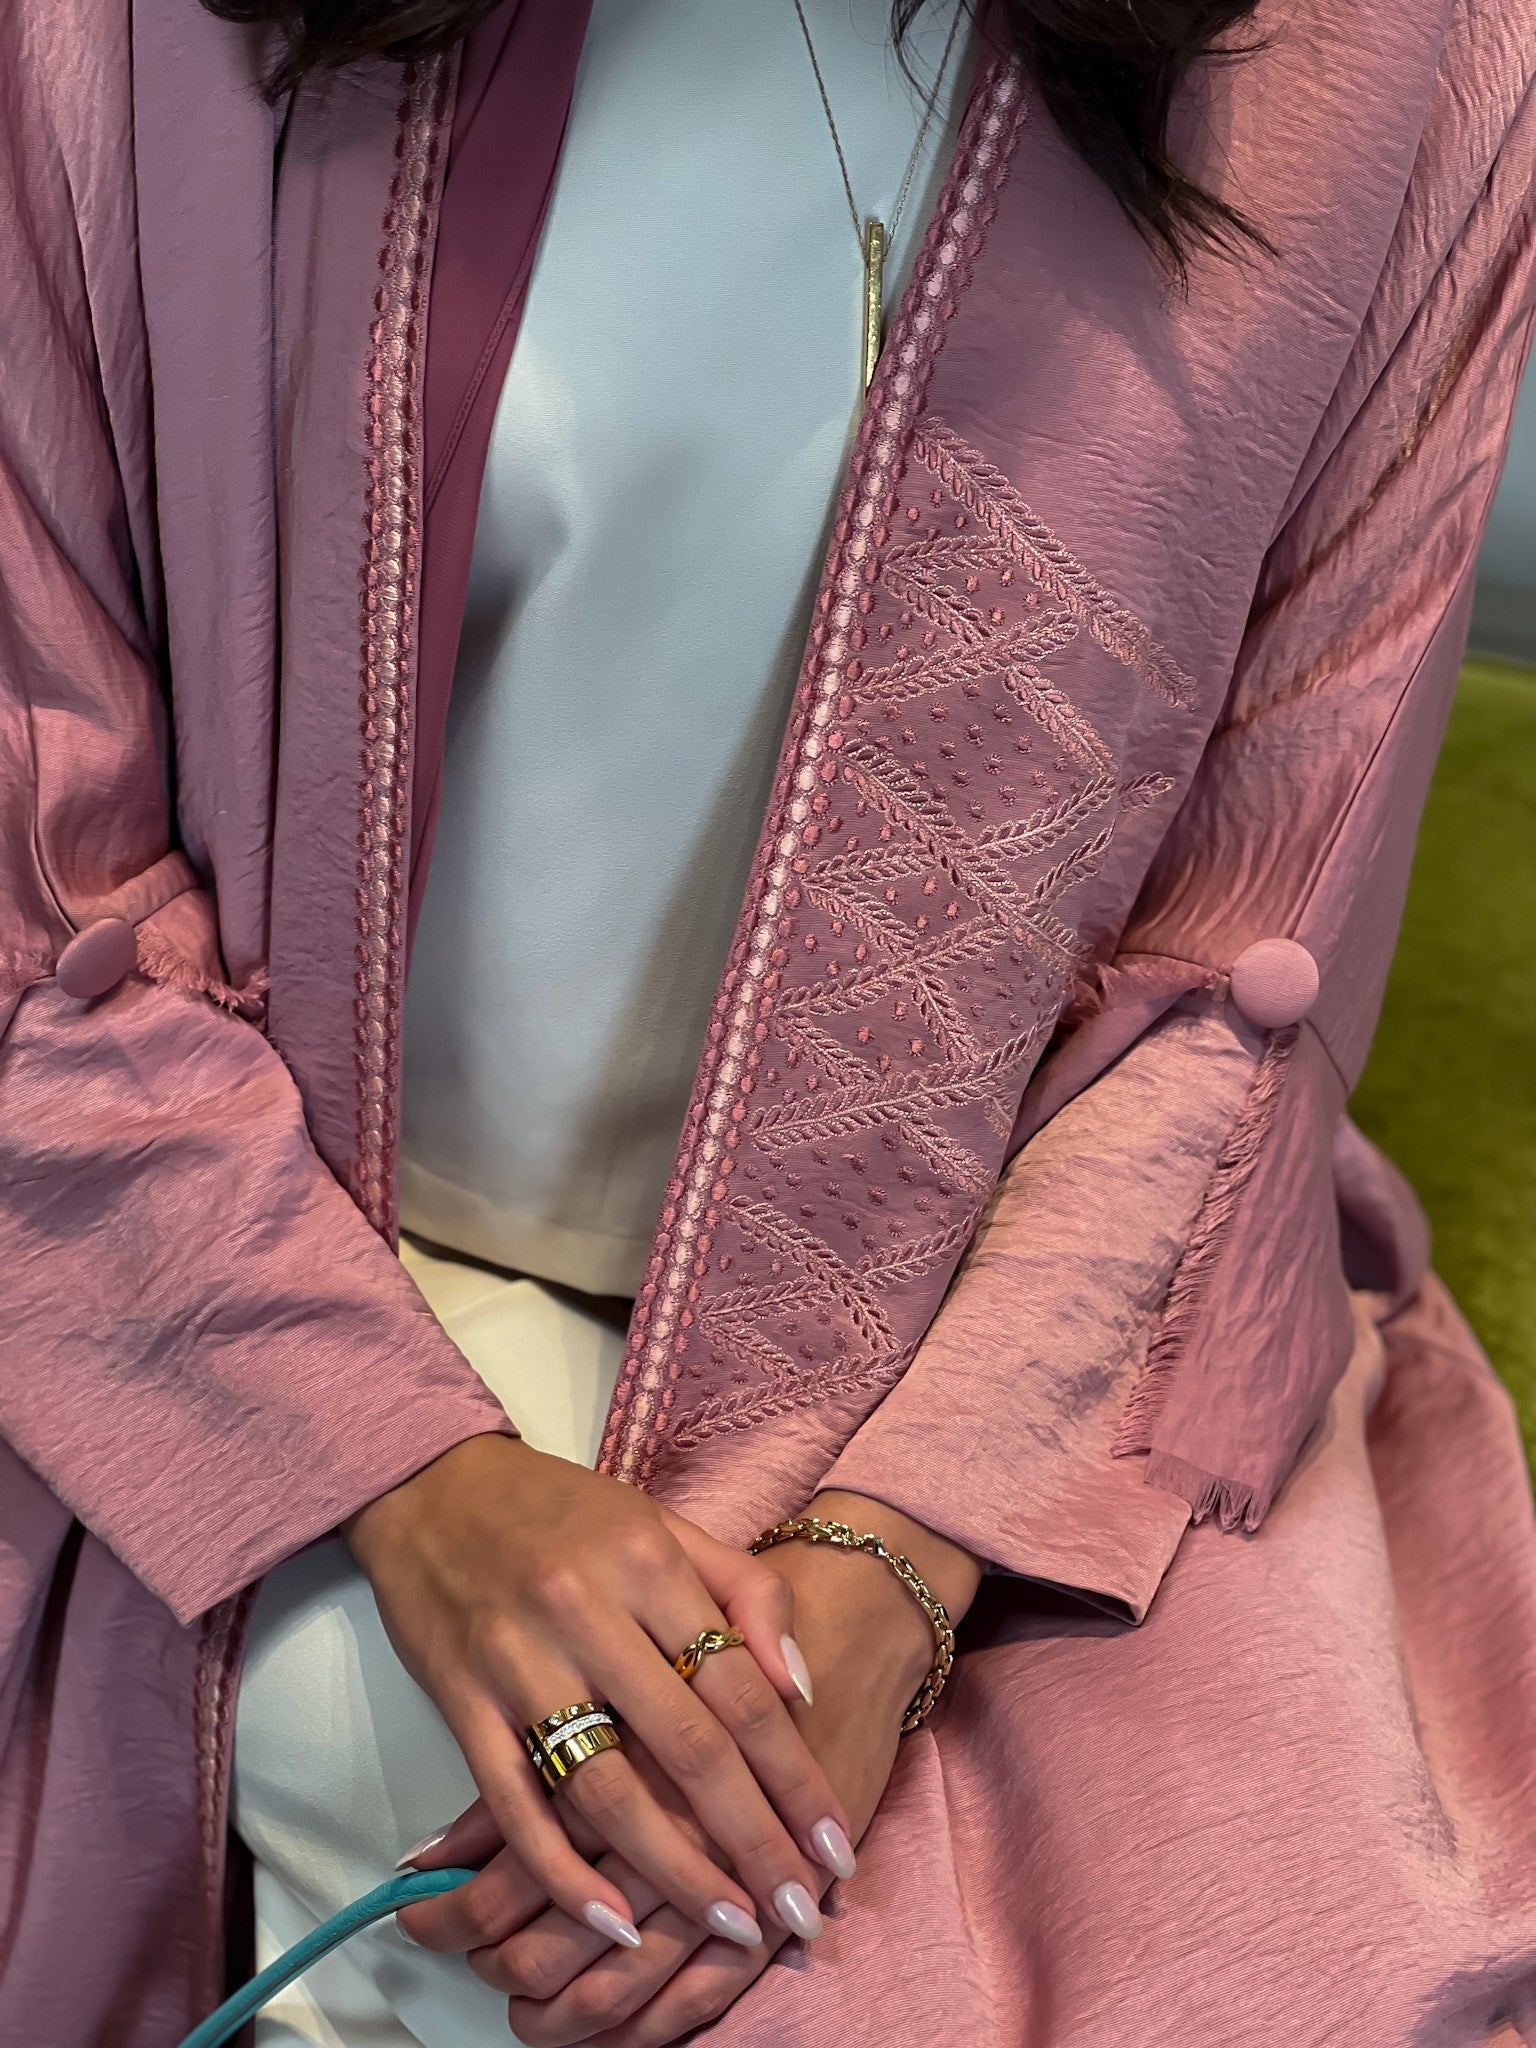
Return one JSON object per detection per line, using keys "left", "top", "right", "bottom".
{"left": 344, "top": 1430, "right": 530, "bottom": 1570}
{"left": 808, "top": 1489, "right": 983, "bottom": 1624}
{"left": 771, "top": 1532, "right": 937, "bottom": 1706}
{"left": 766, "top": 1493, "right": 978, "bottom": 1718}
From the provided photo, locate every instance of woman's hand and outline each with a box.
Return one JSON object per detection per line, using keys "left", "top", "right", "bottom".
{"left": 398, "top": 1490, "right": 981, "bottom": 2046}
{"left": 347, "top": 1435, "right": 852, "bottom": 1951}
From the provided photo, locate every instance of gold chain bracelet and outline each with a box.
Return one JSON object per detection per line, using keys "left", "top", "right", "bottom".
{"left": 749, "top": 1515, "right": 955, "bottom": 1732}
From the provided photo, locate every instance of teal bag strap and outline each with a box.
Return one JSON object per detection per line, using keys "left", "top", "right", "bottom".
{"left": 175, "top": 1866, "right": 477, "bottom": 2048}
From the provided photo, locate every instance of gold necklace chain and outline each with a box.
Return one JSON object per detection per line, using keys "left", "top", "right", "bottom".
{"left": 791, "top": 0, "right": 969, "bottom": 394}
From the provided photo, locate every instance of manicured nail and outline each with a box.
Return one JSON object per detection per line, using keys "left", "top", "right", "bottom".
{"left": 394, "top": 1828, "right": 448, "bottom": 1871}
{"left": 810, "top": 1815, "right": 857, "bottom": 1881}
{"left": 780, "top": 1633, "right": 814, "bottom": 1705}
{"left": 582, "top": 1900, "right": 642, "bottom": 1950}
{"left": 772, "top": 1880, "right": 822, "bottom": 1940}
{"left": 395, "top": 1914, "right": 420, "bottom": 1945}
{"left": 705, "top": 1901, "right": 763, "bottom": 1947}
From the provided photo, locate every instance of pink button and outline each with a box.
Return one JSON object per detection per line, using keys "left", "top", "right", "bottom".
{"left": 1228, "top": 938, "right": 1319, "bottom": 1030}
{"left": 55, "top": 918, "right": 138, "bottom": 1001}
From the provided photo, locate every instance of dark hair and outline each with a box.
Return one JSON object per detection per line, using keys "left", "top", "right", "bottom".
{"left": 205, "top": 0, "right": 1265, "bottom": 277}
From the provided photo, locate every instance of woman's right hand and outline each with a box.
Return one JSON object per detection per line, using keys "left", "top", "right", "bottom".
{"left": 345, "top": 1433, "right": 848, "bottom": 1952}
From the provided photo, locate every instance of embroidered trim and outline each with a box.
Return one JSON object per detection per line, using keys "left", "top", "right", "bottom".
{"left": 601, "top": 57, "right": 1198, "bottom": 1493}
{"left": 191, "top": 1586, "right": 256, "bottom": 2020}
{"left": 914, "top": 425, "right": 1197, "bottom": 712}
{"left": 353, "top": 56, "right": 452, "bottom": 1237}
{"left": 599, "top": 58, "right": 1032, "bottom": 1486}
{"left": 1114, "top": 1022, "right": 1301, "bottom": 1455}
{"left": 182, "top": 59, "right": 454, "bottom": 2024}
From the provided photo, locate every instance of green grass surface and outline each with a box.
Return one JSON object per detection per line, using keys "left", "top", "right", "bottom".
{"left": 1351, "top": 658, "right": 1536, "bottom": 1459}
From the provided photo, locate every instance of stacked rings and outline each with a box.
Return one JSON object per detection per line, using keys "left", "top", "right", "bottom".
{"left": 524, "top": 1701, "right": 622, "bottom": 1793}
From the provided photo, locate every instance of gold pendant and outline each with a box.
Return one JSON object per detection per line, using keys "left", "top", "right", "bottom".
{"left": 861, "top": 216, "right": 887, "bottom": 396}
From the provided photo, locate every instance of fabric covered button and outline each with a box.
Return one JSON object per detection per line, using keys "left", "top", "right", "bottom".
{"left": 1228, "top": 938, "right": 1319, "bottom": 1030}
{"left": 55, "top": 918, "right": 138, "bottom": 1001}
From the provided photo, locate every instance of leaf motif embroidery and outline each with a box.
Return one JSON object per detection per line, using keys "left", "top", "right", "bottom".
{"left": 602, "top": 63, "right": 1195, "bottom": 1486}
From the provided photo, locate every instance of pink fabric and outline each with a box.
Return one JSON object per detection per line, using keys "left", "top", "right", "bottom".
{"left": 599, "top": 3, "right": 1536, "bottom": 1548}
{"left": 718, "top": 1281, "right": 1536, "bottom": 2047}
{"left": 0, "top": 14, "right": 510, "bottom": 2035}
{"left": 831, "top": 1004, "right": 1243, "bottom": 1614}
{"left": 0, "top": 1442, "right": 217, "bottom": 2041}
{"left": 0, "top": 977, "right": 512, "bottom": 1624}
{"left": 0, "top": 0, "right": 1533, "bottom": 2039}
{"left": 132, "top": 0, "right": 285, "bottom": 988}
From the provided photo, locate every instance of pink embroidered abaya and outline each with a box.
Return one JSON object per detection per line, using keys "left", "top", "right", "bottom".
{"left": 2, "top": 2, "right": 1536, "bottom": 2043}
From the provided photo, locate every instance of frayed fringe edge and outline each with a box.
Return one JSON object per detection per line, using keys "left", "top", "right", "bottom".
{"left": 1, "top": 956, "right": 54, "bottom": 1006}
{"left": 1142, "top": 1449, "right": 1273, "bottom": 1533}
{"left": 1113, "top": 1023, "right": 1299, "bottom": 1456}
{"left": 136, "top": 931, "right": 270, "bottom": 1018}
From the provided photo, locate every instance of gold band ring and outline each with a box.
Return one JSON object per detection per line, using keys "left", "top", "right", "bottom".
{"left": 524, "top": 1700, "right": 622, "bottom": 1793}
{"left": 672, "top": 1627, "right": 746, "bottom": 1684}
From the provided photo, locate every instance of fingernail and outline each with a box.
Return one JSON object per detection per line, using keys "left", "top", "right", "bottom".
{"left": 394, "top": 1828, "right": 448, "bottom": 1871}
{"left": 780, "top": 1633, "right": 814, "bottom": 1705}
{"left": 582, "top": 1900, "right": 643, "bottom": 1950}
{"left": 705, "top": 1900, "right": 763, "bottom": 1947}
{"left": 810, "top": 1815, "right": 857, "bottom": 1881}
{"left": 395, "top": 1914, "right": 420, "bottom": 1945}
{"left": 772, "top": 1880, "right": 822, "bottom": 1940}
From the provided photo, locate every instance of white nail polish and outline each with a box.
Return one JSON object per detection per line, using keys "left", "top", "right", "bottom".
{"left": 394, "top": 1828, "right": 448, "bottom": 1871}
{"left": 582, "top": 1900, "right": 643, "bottom": 1950}
{"left": 395, "top": 1915, "right": 420, "bottom": 1945}
{"left": 810, "top": 1814, "right": 857, "bottom": 1881}
{"left": 705, "top": 1900, "right": 763, "bottom": 1947}
{"left": 773, "top": 1880, "right": 823, "bottom": 1940}
{"left": 780, "top": 1633, "right": 814, "bottom": 1705}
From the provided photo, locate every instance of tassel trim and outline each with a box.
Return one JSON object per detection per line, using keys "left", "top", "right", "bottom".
{"left": 1141, "top": 1449, "right": 1274, "bottom": 1533}
{"left": 136, "top": 929, "right": 270, "bottom": 1019}
{"left": 1113, "top": 1023, "right": 1300, "bottom": 1456}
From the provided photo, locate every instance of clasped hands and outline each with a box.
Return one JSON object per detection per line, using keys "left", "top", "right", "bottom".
{"left": 346, "top": 1434, "right": 980, "bottom": 2047}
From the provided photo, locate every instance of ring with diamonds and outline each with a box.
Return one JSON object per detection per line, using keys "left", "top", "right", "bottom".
{"left": 524, "top": 1700, "right": 622, "bottom": 1793}
{"left": 672, "top": 1627, "right": 746, "bottom": 1684}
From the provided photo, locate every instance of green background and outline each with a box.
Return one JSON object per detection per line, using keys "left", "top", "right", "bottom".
{"left": 1351, "top": 657, "right": 1536, "bottom": 1461}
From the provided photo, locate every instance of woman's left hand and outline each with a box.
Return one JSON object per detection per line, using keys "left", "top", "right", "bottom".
{"left": 399, "top": 1492, "right": 981, "bottom": 2047}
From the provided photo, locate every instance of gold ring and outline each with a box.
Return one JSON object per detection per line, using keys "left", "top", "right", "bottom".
{"left": 524, "top": 1700, "right": 622, "bottom": 1793}
{"left": 672, "top": 1627, "right": 746, "bottom": 1684}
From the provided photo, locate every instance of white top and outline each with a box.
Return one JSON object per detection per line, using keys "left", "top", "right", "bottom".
{"left": 399, "top": 0, "right": 974, "bottom": 1296}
